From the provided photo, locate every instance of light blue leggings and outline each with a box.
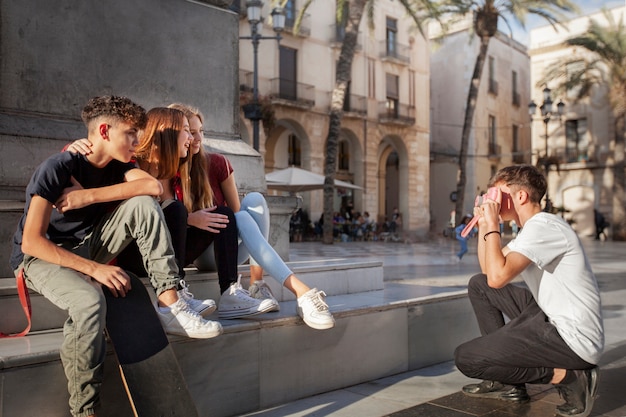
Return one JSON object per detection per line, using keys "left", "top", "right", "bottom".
{"left": 235, "top": 192, "right": 293, "bottom": 285}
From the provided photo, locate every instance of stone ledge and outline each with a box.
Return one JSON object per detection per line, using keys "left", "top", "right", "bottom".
{"left": 0, "top": 287, "right": 467, "bottom": 371}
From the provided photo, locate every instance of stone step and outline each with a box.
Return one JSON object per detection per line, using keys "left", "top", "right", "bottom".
{"left": 0, "top": 259, "right": 383, "bottom": 335}
{"left": 0, "top": 200, "right": 24, "bottom": 278}
{"left": 0, "top": 284, "right": 478, "bottom": 417}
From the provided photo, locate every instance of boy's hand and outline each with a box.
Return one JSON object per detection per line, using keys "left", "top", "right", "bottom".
{"left": 187, "top": 207, "right": 229, "bottom": 233}
{"left": 92, "top": 264, "right": 132, "bottom": 298}
{"left": 478, "top": 187, "right": 502, "bottom": 230}
{"left": 55, "top": 177, "right": 88, "bottom": 213}
{"left": 66, "top": 138, "right": 93, "bottom": 155}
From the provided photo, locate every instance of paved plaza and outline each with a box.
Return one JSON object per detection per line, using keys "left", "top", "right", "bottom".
{"left": 245, "top": 236, "right": 626, "bottom": 417}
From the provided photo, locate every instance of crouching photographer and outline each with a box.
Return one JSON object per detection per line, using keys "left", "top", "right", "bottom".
{"left": 454, "top": 164, "right": 604, "bottom": 417}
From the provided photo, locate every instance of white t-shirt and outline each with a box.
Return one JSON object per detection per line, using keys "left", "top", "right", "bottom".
{"left": 506, "top": 212, "right": 604, "bottom": 365}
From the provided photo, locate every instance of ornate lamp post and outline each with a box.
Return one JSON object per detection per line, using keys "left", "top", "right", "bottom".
{"left": 240, "top": 0, "right": 285, "bottom": 151}
{"left": 528, "top": 86, "right": 564, "bottom": 212}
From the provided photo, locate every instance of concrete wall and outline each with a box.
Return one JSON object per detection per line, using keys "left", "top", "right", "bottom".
{"left": 0, "top": 0, "right": 302, "bottom": 275}
{"left": 0, "top": 0, "right": 240, "bottom": 197}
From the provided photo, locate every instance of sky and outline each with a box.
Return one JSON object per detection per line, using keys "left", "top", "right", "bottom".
{"left": 505, "top": 0, "right": 625, "bottom": 45}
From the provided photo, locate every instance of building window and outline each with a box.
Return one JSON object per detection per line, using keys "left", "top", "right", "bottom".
{"left": 338, "top": 140, "right": 350, "bottom": 171}
{"left": 386, "top": 17, "right": 397, "bottom": 57}
{"left": 488, "top": 115, "right": 498, "bottom": 155}
{"left": 565, "top": 119, "right": 589, "bottom": 162}
{"left": 512, "top": 124, "right": 524, "bottom": 163}
{"left": 288, "top": 134, "right": 301, "bottom": 166}
{"left": 279, "top": 46, "right": 297, "bottom": 101}
{"left": 368, "top": 58, "right": 376, "bottom": 98}
{"left": 386, "top": 73, "right": 399, "bottom": 118}
{"left": 335, "top": 1, "right": 349, "bottom": 41}
{"left": 409, "top": 69, "right": 416, "bottom": 108}
{"left": 512, "top": 70, "right": 520, "bottom": 106}
{"left": 284, "top": 0, "right": 296, "bottom": 29}
{"left": 488, "top": 56, "right": 498, "bottom": 95}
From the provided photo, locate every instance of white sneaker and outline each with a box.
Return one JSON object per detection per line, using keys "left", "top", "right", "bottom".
{"left": 248, "top": 280, "right": 280, "bottom": 312}
{"left": 177, "top": 279, "right": 216, "bottom": 317}
{"left": 218, "top": 276, "right": 278, "bottom": 319}
{"left": 297, "top": 288, "right": 335, "bottom": 330}
{"left": 158, "top": 298, "right": 222, "bottom": 339}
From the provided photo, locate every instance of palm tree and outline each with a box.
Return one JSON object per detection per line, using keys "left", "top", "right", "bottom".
{"left": 540, "top": 9, "right": 626, "bottom": 239}
{"left": 293, "top": 0, "right": 441, "bottom": 243}
{"left": 434, "top": 0, "right": 577, "bottom": 226}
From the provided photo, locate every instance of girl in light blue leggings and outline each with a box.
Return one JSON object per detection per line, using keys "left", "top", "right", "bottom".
{"left": 235, "top": 192, "right": 293, "bottom": 285}
{"left": 172, "top": 102, "right": 335, "bottom": 330}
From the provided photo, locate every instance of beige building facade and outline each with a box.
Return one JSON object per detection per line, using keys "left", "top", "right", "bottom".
{"left": 429, "top": 19, "right": 532, "bottom": 233}
{"left": 529, "top": 6, "right": 624, "bottom": 238}
{"left": 237, "top": 0, "right": 431, "bottom": 238}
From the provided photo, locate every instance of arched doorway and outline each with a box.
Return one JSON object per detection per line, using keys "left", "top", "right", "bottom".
{"left": 377, "top": 138, "right": 405, "bottom": 227}
{"left": 384, "top": 150, "right": 400, "bottom": 219}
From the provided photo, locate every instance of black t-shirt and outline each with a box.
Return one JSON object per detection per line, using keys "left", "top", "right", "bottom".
{"left": 10, "top": 152, "right": 134, "bottom": 270}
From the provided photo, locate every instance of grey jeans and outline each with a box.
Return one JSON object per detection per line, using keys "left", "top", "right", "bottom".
{"left": 19, "top": 195, "right": 180, "bottom": 417}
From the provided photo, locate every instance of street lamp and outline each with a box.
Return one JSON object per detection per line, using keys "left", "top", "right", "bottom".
{"left": 240, "top": 0, "right": 285, "bottom": 151}
{"left": 528, "top": 86, "right": 565, "bottom": 212}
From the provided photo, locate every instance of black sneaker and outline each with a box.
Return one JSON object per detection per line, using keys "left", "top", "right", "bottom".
{"left": 462, "top": 380, "right": 530, "bottom": 403}
{"left": 555, "top": 367, "right": 599, "bottom": 417}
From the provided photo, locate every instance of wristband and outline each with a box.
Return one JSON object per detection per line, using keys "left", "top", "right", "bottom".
{"left": 483, "top": 231, "right": 501, "bottom": 241}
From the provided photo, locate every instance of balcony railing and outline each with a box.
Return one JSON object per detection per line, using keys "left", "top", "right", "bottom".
{"left": 284, "top": 11, "right": 311, "bottom": 37}
{"left": 269, "top": 78, "right": 315, "bottom": 107}
{"left": 512, "top": 150, "right": 526, "bottom": 164}
{"left": 377, "top": 101, "right": 415, "bottom": 125}
{"left": 488, "top": 143, "right": 501, "bottom": 159}
{"left": 341, "top": 93, "right": 367, "bottom": 116}
{"left": 488, "top": 79, "right": 498, "bottom": 95}
{"left": 379, "top": 40, "right": 410, "bottom": 64}
{"left": 512, "top": 91, "right": 520, "bottom": 106}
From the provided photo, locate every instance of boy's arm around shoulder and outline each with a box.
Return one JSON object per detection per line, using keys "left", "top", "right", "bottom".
{"left": 57, "top": 168, "right": 162, "bottom": 213}
{"left": 94, "top": 167, "right": 162, "bottom": 202}
{"left": 21, "top": 196, "right": 131, "bottom": 297}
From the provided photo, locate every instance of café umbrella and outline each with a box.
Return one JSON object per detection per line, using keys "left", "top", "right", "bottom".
{"left": 265, "top": 166, "right": 362, "bottom": 193}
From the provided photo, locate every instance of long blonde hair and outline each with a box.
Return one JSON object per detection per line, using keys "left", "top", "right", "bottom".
{"left": 168, "top": 103, "right": 214, "bottom": 211}
{"left": 134, "top": 107, "right": 187, "bottom": 180}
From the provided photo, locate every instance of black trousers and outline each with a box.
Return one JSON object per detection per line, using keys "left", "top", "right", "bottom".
{"left": 454, "top": 274, "right": 593, "bottom": 385}
{"left": 118, "top": 200, "right": 239, "bottom": 293}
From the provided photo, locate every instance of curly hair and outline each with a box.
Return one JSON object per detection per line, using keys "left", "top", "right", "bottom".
{"left": 81, "top": 95, "right": 147, "bottom": 130}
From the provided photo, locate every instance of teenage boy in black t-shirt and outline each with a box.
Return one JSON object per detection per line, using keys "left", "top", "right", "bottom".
{"left": 10, "top": 95, "right": 221, "bottom": 417}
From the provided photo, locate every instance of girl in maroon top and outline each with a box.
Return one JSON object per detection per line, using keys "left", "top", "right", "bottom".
{"left": 170, "top": 103, "right": 334, "bottom": 330}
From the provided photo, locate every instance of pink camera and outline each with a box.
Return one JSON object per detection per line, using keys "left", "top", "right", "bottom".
{"left": 460, "top": 187, "right": 499, "bottom": 238}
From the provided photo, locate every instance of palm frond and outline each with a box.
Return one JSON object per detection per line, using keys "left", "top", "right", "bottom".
{"left": 292, "top": 0, "right": 313, "bottom": 35}
{"left": 541, "top": 9, "right": 626, "bottom": 116}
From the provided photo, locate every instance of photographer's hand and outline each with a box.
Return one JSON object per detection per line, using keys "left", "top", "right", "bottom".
{"left": 479, "top": 188, "right": 501, "bottom": 231}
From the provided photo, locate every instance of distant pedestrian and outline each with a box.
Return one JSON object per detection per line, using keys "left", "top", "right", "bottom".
{"left": 455, "top": 214, "right": 475, "bottom": 261}
{"left": 594, "top": 209, "right": 609, "bottom": 241}
{"left": 510, "top": 220, "right": 518, "bottom": 237}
